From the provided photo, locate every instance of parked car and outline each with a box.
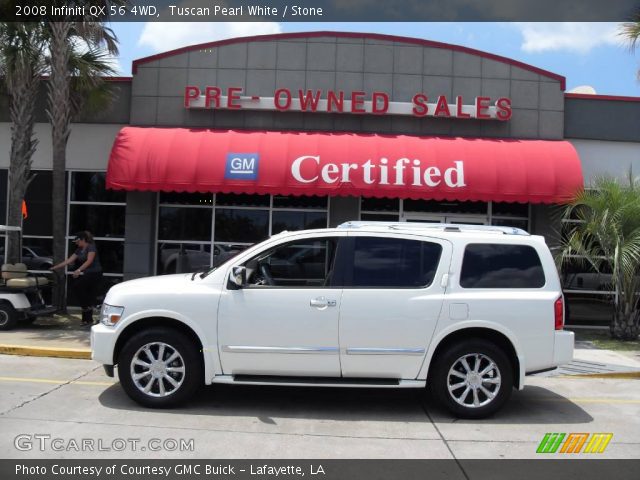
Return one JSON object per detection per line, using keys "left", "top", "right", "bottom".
{"left": 158, "top": 243, "right": 244, "bottom": 274}
{"left": 91, "top": 222, "right": 574, "bottom": 418}
{"left": 0, "top": 245, "right": 53, "bottom": 271}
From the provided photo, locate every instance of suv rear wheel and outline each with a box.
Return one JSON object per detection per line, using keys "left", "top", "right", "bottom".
{"left": 118, "top": 328, "right": 202, "bottom": 408}
{"left": 430, "top": 339, "right": 513, "bottom": 419}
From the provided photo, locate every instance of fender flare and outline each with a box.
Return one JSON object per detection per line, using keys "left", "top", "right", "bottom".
{"left": 113, "top": 309, "right": 219, "bottom": 385}
{"left": 418, "top": 321, "right": 526, "bottom": 389}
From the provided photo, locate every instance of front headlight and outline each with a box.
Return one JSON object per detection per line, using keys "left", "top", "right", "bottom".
{"left": 100, "top": 304, "right": 124, "bottom": 326}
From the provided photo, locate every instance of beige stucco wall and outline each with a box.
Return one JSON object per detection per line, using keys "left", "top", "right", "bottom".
{"left": 0, "top": 123, "right": 124, "bottom": 171}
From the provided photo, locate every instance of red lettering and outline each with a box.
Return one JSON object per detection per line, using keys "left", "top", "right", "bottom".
{"left": 227, "top": 87, "right": 243, "bottom": 109}
{"left": 496, "top": 97, "right": 512, "bottom": 121}
{"left": 434, "top": 96, "right": 451, "bottom": 117}
{"left": 299, "top": 90, "right": 322, "bottom": 112}
{"left": 456, "top": 96, "right": 471, "bottom": 119}
{"left": 351, "top": 91, "right": 366, "bottom": 113}
{"left": 412, "top": 94, "right": 429, "bottom": 117}
{"left": 476, "top": 96, "right": 491, "bottom": 119}
{"left": 204, "top": 86, "right": 221, "bottom": 108}
{"left": 184, "top": 86, "right": 200, "bottom": 108}
{"left": 274, "top": 88, "right": 292, "bottom": 111}
{"left": 327, "top": 91, "right": 345, "bottom": 112}
{"left": 372, "top": 92, "right": 389, "bottom": 114}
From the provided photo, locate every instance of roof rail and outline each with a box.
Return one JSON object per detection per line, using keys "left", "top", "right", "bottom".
{"left": 337, "top": 221, "right": 530, "bottom": 236}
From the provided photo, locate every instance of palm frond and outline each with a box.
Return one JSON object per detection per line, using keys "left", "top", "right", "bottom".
{"left": 621, "top": 12, "right": 640, "bottom": 52}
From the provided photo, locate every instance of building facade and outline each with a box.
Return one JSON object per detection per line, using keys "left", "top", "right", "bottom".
{"left": 1, "top": 31, "right": 640, "bottom": 324}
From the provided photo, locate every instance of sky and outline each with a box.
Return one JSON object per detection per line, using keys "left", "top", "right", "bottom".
{"left": 108, "top": 22, "right": 640, "bottom": 96}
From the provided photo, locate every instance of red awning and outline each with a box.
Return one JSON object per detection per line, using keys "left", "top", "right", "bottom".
{"left": 106, "top": 127, "right": 583, "bottom": 204}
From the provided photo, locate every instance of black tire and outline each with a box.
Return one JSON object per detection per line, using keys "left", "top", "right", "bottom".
{"left": 0, "top": 302, "right": 18, "bottom": 331}
{"left": 430, "top": 339, "right": 513, "bottom": 419}
{"left": 117, "top": 327, "right": 203, "bottom": 408}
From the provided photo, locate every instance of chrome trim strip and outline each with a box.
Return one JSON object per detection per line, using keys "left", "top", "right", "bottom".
{"left": 222, "top": 346, "right": 339, "bottom": 355}
{"left": 346, "top": 348, "right": 426, "bottom": 356}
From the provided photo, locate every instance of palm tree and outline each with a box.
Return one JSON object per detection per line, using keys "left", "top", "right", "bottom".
{"left": 621, "top": 10, "right": 640, "bottom": 78}
{"left": 0, "top": 23, "right": 46, "bottom": 263}
{"left": 559, "top": 175, "right": 640, "bottom": 340}
{"left": 47, "top": 2, "right": 125, "bottom": 309}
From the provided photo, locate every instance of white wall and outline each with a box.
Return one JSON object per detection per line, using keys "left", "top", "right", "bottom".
{"left": 0, "top": 123, "right": 125, "bottom": 171}
{"left": 570, "top": 139, "right": 640, "bottom": 186}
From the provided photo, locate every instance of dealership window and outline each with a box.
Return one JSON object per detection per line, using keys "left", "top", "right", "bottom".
{"left": 156, "top": 193, "right": 329, "bottom": 274}
{"left": 360, "top": 197, "right": 400, "bottom": 222}
{"left": 360, "top": 198, "right": 529, "bottom": 230}
{"left": 0, "top": 170, "right": 124, "bottom": 305}
{"left": 560, "top": 216, "right": 615, "bottom": 326}
{"left": 490, "top": 202, "right": 530, "bottom": 231}
{"left": 67, "top": 171, "right": 125, "bottom": 305}
{"left": 0, "top": 169, "right": 7, "bottom": 226}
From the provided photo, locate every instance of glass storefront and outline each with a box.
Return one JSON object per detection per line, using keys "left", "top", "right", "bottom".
{"left": 0, "top": 169, "right": 126, "bottom": 305}
{"left": 360, "top": 197, "right": 530, "bottom": 230}
{"left": 156, "top": 193, "right": 329, "bottom": 275}
{"left": 0, "top": 168, "right": 621, "bottom": 324}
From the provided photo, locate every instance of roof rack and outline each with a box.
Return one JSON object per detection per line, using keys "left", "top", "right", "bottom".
{"left": 337, "top": 221, "right": 530, "bottom": 236}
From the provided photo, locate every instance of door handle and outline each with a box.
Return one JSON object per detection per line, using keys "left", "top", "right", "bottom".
{"left": 310, "top": 297, "right": 336, "bottom": 308}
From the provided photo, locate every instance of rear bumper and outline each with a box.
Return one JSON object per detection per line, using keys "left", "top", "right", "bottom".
{"left": 553, "top": 330, "right": 574, "bottom": 366}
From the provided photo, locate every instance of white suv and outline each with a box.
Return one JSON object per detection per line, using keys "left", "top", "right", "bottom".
{"left": 91, "top": 222, "right": 573, "bottom": 418}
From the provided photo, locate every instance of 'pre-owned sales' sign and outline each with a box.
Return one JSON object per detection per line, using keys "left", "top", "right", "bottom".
{"left": 184, "top": 86, "right": 513, "bottom": 120}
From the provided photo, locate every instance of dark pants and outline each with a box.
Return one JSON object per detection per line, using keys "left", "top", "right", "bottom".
{"left": 74, "top": 272, "right": 103, "bottom": 323}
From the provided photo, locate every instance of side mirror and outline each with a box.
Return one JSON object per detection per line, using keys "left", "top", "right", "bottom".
{"left": 229, "top": 266, "right": 247, "bottom": 289}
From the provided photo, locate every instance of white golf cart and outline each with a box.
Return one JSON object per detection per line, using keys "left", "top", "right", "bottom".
{"left": 0, "top": 225, "right": 58, "bottom": 330}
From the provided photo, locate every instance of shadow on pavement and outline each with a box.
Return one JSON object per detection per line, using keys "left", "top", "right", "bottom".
{"left": 98, "top": 382, "right": 593, "bottom": 425}
{"left": 426, "top": 385, "right": 593, "bottom": 425}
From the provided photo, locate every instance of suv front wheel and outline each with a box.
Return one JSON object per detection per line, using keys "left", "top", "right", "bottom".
{"left": 430, "top": 339, "right": 513, "bottom": 419}
{"left": 118, "top": 328, "right": 202, "bottom": 408}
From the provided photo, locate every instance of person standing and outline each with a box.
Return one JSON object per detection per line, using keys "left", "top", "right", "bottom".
{"left": 51, "top": 231, "right": 103, "bottom": 325}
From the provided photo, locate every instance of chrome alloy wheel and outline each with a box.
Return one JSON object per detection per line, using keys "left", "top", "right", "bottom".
{"left": 0, "top": 310, "right": 8, "bottom": 327}
{"left": 130, "top": 342, "right": 186, "bottom": 397}
{"left": 446, "top": 353, "right": 502, "bottom": 408}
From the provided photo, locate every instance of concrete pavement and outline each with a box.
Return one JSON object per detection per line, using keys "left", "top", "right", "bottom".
{"left": 0, "top": 355, "right": 639, "bottom": 459}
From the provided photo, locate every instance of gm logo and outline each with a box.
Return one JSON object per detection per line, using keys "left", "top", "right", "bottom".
{"left": 225, "top": 153, "right": 259, "bottom": 180}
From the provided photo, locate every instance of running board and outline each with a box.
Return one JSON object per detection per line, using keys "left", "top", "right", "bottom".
{"left": 212, "top": 375, "right": 425, "bottom": 388}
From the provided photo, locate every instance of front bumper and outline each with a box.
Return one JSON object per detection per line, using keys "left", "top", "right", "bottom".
{"left": 553, "top": 330, "right": 574, "bottom": 366}
{"left": 90, "top": 323, "right": 118, "bottom": 365}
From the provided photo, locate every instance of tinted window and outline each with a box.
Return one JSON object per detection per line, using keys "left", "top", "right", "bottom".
{"left": 350, "top": 237, "right": 442, "bottom": 288}
{"left": 271, "top": 211, "right": 327, "bottom": 234}
{"left": 245, "top": 238, "right": 337, "bottom": 287}
{"left": 158, "top": 207, "right": 211, "bottom": 241}
{"left": 23, "top": 170, "right": 53, "bottom": 236}
{"left": 460, "top": 244, "right": 545, "bottom": 288}
{"left": 69, "top": 204, "right": 125, "bottom": 238}
{"left": 71, "top": 172, "right": 125, "bottom": 203}
{"left": 214, "top": 208, "right": 269, "bottom": 243}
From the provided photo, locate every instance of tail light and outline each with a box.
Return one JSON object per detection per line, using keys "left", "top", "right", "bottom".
{"left": 554, "top": 296, "right": 564, "bottom": 330}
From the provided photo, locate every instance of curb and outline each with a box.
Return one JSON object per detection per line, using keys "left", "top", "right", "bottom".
{"left": 561, "top": 371, "right": 640, "bottom": 380}
{"left": 0, "top": 344, "right": 91, "bottom": 360}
